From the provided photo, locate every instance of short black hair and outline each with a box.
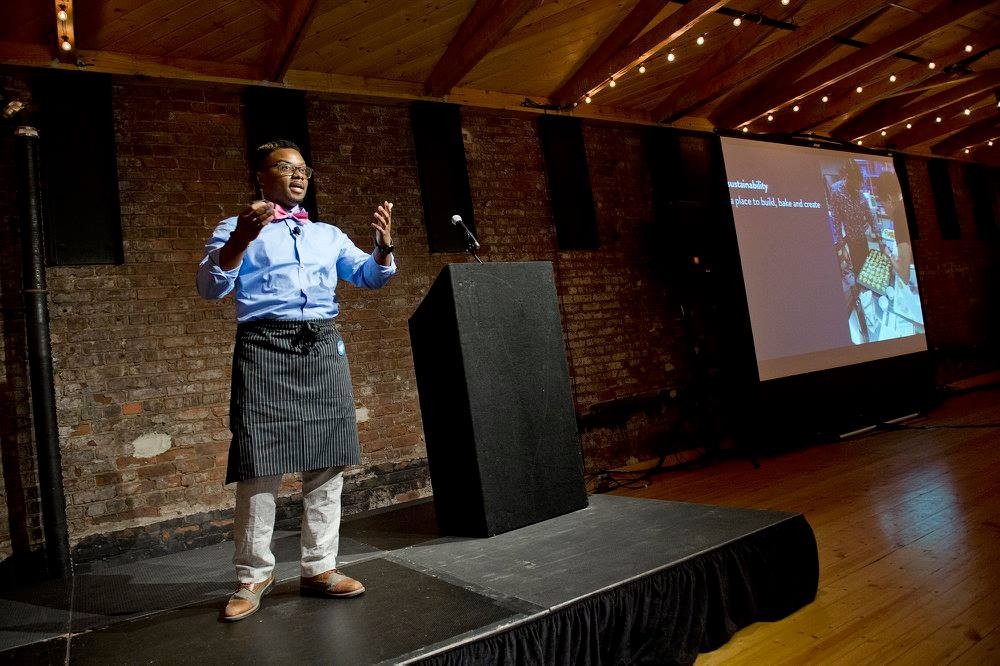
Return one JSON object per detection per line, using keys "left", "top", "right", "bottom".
{"left": 253, "top": 139, "right": 301, "bottom": 171}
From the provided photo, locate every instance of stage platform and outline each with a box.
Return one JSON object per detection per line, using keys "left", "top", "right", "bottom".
{"left": 0, "top": 494, "right": 818, "bottom": 665}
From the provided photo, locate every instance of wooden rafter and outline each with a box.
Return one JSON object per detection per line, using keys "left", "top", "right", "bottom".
{"left": 932, "top": 115, "right": 1000, "bottom": 155}
{"left": 659, "top": 0, "right": 893, "bottom": 125}
{"left": 562, "top": 0, "right": 728, "bottom": 106}
{"left": 550, "top": 0, "right": 673, "bottom": 105}
{"left": 712, "top": 0, "right": 992, "bottom": 130}
{"left": 425, "top": 0, "right": 540, "bottom": 97}
{"left": 878, "top": 94, "right": 996, "bottom": 148}
{"left": 261, "top": 0, "right": 319, "bottom": 82}
{"left": 833, "top": 70, "right": 1000, "bottom": 140}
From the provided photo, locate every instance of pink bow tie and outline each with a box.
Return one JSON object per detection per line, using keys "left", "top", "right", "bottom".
{"left": 272, "top": 204, "right": 309, "bottom": 222}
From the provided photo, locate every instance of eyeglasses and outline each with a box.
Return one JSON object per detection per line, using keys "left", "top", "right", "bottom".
{"left": 268, "top": 161, "right": 314, "bottom": 178}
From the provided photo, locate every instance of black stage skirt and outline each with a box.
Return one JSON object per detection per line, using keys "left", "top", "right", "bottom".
{"left": 225, "top": 319, "right": 360, "bottom": 484}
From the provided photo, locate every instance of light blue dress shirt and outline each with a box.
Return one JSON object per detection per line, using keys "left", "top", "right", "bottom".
{"left": 196, "top": 212, "right": 397, "bottom": 322}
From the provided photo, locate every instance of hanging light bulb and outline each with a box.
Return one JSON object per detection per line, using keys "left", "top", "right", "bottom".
{"left": 792, "top": 105, "right": 800, "bottom": 112}
{"left": 889, "top": 74, "right": 897, "bottom": 83}
{"left": 733, "top": 17, "right": 742, "bottom": 27}
{"left": 928, "top": 61, "right": 936, "bottom": 69}
{"left": 608, "top": 79, "right": 616, "bottom": 88}
{"left": 856, "top": 86, "right": 863, "bottom": 94}
{"left": 742, "top": 126, "right": 749, "bottom": 133}
{"left": 906, "top": 123, "right": 912, "bottom": 129}
{"left": 964, "top": 148, "right": 970, "bottom": 154}
{"left": 667, "top": 52, "right": 675, "bottom": 62}
{"left": 881, "top": 130, "right": 887, "bottom": 136}
{"left": 781, "top": 0, "right": 790, "bottom": 5}
{"left": 965, "top": 44, "right": 973, "bottom": 53}
{"left": 963, "top": 108, "right": 971, "bottom": 115}
{"left": 988, "top": 140, "right": 994, "bottom": 146}
{"left": 935, "top": 116, "right": 942, "bottom": 123}
{"left": 585, "top": 96, "right": 592, "bottom": 104}
{"left": 857, "top": 140, "right": 863, "bottom": 145}
{"left": 696, "top": 35, "right": 705, "bottom": 46}
{"left": 638, "top": 65, "right": 646, "bottom": 74}
{"left": 60, "top": 35, "right": 71, "bottom": 51}
{"left": 767, "top": 114, "right": 774, "bottom": 122}
{"left": 821, "top": 95, "right": 829, "bottom": 103}
{"left": 57, "top": 5, "right": 68, "bottom": 21}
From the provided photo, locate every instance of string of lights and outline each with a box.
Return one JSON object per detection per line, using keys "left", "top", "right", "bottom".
{"left": 575, "top": 1, "right": 797, "bottom": 108}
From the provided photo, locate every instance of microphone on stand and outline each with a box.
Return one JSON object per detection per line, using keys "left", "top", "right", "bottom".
{"left": 451, "top": 214, "right": 484, "bottom": 263}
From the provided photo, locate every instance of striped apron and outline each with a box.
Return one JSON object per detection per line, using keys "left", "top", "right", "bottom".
{"left": 225, "top": 319, "right": 360, "bottom": 484}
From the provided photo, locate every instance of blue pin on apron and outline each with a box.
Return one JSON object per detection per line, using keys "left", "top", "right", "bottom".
{"left": 337, "top": 340, "right": 346, "bottom": 356}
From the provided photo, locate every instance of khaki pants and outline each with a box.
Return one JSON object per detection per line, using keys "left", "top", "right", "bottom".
{"left": 233, "top": 466, "right": 345, "bottom": 584}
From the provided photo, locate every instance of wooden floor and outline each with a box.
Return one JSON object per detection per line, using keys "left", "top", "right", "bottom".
{"left": 615, "top": 386, "right": 1000, "bottom": 665}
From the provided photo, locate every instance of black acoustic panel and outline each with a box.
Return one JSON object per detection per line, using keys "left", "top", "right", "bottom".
{"left": 965, "top": 163, "right": 998, "bottom": 239}
{"left": 410, "top": 102, "right": 476, "bottom": 252}
{"left": 242, "top": 86, "right": 318, "bottom": 220}
{"left": 409, "top": 262, "right": 587, "bottom": 537}
{"left": 31, "top": 70, "right": 123, "bottom": 266}
{"left": 893, "top": 154, "right": 920, "bottom": 242}
{"left": 928, "top": 158, "right": 959, "bottom": 239}
{"left": 538, "top": 115, "right": 598, "bottom": 250}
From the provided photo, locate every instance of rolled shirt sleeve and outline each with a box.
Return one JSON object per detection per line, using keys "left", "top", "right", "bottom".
{"left": 196, "top": 218, "right": 241, "bottom": 300}
{"left": 335, "top": 228, "right": 397, "bottom": 289}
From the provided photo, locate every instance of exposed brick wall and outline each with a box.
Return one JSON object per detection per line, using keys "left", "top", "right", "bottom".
{"left": 46, "top": 81, "right": 248, "bottom": 550}
{"left": 0, "top": 68, "right": 997, "bottom": 568}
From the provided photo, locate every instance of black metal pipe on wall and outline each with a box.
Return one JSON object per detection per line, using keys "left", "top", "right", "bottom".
{"left": 15, "top": 125, "right": 71, "bottom": 578}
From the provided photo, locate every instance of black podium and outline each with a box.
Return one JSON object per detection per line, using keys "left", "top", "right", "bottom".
{"left": 408, "top": 262, "right": 587, "bottom": 536}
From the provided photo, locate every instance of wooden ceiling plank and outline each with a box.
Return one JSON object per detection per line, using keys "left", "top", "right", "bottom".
{"left": 262, "top": 0, "right": 320, "bottom": 82}
{"left": 660, "top": 0, "right": 894, "bottom": 125}
{"left": 424, "top": 0, "right": 541, "bottom": 96}
{"left": 163, "top": 5, "right": 265, "bottom": 59}
{"left": 931, "top": 115, "right": 1000, "bottom": 154}
{"left": 550, "top": 0, "right": 669, "bottom": 105}
{"left": 97, "top": 0, "right": 206, "bottom": 51}
{"left": 565, "top": 0, "right": 729, "bottom": 105}
{"left": 712, "top": 0, "right": 992, "bottom": 129}
{"left": 310, "top": 3, "right": 472, "bottom": 78}
{"left": 833, "top": 69, "right": 1000, "bottom": 140}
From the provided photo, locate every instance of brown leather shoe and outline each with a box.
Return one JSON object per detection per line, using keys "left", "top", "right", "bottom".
{"left": 300, "top": 569, "right": 365, "bottom": 598}
{"left": 222, "top": 575, "right": 274, "bottom": 622}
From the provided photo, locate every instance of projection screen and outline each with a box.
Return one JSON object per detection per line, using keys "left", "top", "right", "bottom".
{"left": 719, "top": 136, "right": 927, "bottom": 381}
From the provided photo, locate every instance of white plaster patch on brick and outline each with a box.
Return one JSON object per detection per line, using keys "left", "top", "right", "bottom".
{"left": 356, "top": 406, "right": 370, "bottom": 423}
{"left": 131, "top": 433, "right": 171, "bottom": 459}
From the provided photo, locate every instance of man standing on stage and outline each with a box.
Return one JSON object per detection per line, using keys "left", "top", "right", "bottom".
{"left": 196, "top": 139, "right": 396, "bottom": 621}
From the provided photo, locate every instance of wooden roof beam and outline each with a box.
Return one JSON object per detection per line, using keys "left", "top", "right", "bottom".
{"left": 932, "top": 115, "right": 1000, "bottom": 155}
{"left": 557, "top": 0, "right": 729, "bottom": 106}
{"left": 261, "top": 0, "right": 319, "bottom": 82}
{"left": 425, "top": 0, "right": 540, "bottom": 97}
{"left": 551, "top": 0, "right": 669, "bottom": 105}
{"left": 833, "top": 70, "right": 1000, "bottom": 140}
{"left": 657, "top": 0, "right": 894, "bottom": 125}
{"left": 712, "top": 0, "right": 993, "bottom": 129}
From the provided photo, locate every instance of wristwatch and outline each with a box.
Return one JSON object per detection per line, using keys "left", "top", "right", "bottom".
{"left": 376, "top": 242, "right": 395, "bottom": 255}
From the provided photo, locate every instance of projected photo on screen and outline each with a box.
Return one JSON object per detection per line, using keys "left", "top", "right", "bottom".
{"left": 720, "top": 136, "right": 926, "bottom": 381}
